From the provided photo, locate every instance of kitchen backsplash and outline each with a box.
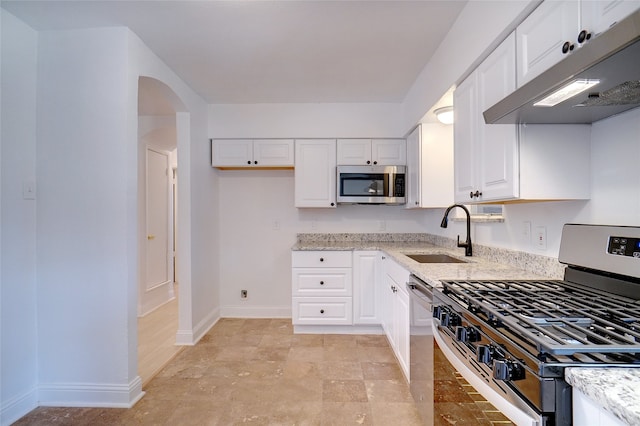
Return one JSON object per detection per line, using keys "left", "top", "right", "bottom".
{"left": 296, "top": 233, "right": 566, "bottom": 279}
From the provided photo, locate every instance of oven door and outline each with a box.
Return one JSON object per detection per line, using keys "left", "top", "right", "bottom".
{"left": 432, "top": 288, "right": 545, "bottom": 426}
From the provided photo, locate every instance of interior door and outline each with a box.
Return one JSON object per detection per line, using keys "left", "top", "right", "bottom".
{"left": 146, "top": 147, "right": 173, "bottom": 290}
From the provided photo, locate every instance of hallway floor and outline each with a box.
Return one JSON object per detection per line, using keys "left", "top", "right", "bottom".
{"left": 14, "top": 318, "right": 423, "bottom": 425}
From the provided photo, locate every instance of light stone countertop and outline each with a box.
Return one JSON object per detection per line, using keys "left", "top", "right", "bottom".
{"left": 292, "top": 232, "right": 640, "bottom": 424}
{"left": 565, "top": 368, "right": 640, "bottom": 426}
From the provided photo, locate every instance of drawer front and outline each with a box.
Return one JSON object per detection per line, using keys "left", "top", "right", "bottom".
{"left": 292, "top": 251, "right": 352, "bottom": 268}
{"left": 292, "top": 297, "right": 353, "bottom": 325}
{"left": 292, "top": 268, "right": 352, "bottom": 296}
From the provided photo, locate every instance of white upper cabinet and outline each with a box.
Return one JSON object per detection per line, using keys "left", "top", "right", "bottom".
{"left": 453, "top": 32, "right": 591, "bottom": 203}
{"left": 337, "top": 139, "right": 406, "bottom": 165}
{"left": 516, "top": 0, "right": 580, "bottom": 86}
{"left": 454, "top": 33, "right": 518, "bottom": 202}
{"left": 211, "top": 139, "right": 294, "bottom": 168}
{"left": 294, "top": 139, "right": 337, "bottom": 208}
{"left": 582, "top": 0, "right": 640, "bottom": 37}
{"left": 516, "top": 0, "right": 640, "bottom": 86}
{"left": 406, "top": 124, "right": 454, "bottom": 209}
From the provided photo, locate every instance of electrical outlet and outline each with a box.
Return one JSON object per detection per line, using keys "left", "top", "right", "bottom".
{"left": 241, "top": 290, "right": 248, "bottom": 299}
{"left": 535, "top": 226, "right": 547, "bottom": 250}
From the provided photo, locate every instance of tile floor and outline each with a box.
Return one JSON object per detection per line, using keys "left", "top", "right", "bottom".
{"left": 14, "top": 318, "right": 423, "bottom": 425}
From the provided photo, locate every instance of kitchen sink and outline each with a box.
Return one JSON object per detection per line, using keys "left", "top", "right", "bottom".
{"left": 405, "top": 253, "right": 467, "bottom": 263}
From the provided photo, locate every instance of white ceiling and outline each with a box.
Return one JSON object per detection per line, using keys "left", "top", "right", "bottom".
{"left": 3, "top": 0, "right": 466, "bottom": 108}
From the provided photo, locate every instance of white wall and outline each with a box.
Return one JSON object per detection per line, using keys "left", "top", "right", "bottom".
{"left": 1, "top": 9, "right": 39, "bottom": 425}
{"left": 210, "top": 103, "right": 432, "bottom": 316}
{"left": 403, "top": 0, "right": 540, "bottom": 129}
{"left": 35, "top": 26, "right": 138, "bottom": 405}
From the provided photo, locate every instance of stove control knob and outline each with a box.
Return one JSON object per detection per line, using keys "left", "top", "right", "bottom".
{"left": 449, "top": 313, "right": 461, "bottom": 327}
{"left": 456, "top": 326, "right": 480, "bottom": 343}
{"left": 432, "top": 306, "right": 442, "bottom": 319}
{"left": 477, "top": 345, "right": 494, "bottom": 365}
{"left": 493, "top": 359, "right": 525, "bottom": 381}
{"left": 440, "top": 311, "right": 450, "bottom": 327}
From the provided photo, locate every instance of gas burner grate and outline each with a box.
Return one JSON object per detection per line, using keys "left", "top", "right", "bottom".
{"left": 441, "top": 279, "right": 640, "bottom": 355}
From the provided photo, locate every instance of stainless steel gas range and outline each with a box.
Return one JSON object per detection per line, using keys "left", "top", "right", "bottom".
{"left": 430, "top": 224, "right": 640, "bottom": 426}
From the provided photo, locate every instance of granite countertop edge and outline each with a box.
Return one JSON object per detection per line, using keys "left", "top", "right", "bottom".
{"left": 292, "top": 233, "right": 640, "bottom": 425}
{"left": 565, "top": 368, "right": 640, "bottom": 426}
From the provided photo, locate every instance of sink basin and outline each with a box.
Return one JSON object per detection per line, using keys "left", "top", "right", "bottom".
{"left": 405, "top": 253, "right": 467, "bottom": 263}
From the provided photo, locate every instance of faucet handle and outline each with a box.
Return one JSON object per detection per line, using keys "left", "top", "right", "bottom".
{"left": 456, "top": 235, "right": 468, "bottom": 248}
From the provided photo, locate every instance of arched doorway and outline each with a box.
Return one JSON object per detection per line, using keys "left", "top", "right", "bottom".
{"left": 137, "top": 76, "right": 188, "bottom": 385}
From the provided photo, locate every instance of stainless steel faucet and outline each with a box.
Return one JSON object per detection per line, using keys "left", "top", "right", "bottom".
{"left": 440, "top": 204, "right": 472, "bottom": 256}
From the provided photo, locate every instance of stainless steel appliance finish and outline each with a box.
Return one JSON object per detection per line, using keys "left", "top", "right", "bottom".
{"left": 336, "top": 165, "right": 406, "bottom": 205}
{"left": 432, "top": 224, "right": 640, "bottom": 425}
{"left": 484, "top": 9, "right": 640, "bottom": 124}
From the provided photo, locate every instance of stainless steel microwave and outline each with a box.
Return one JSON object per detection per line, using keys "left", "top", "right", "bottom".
{"left": 337, "top": 165, "right": 406, "bottom": 205}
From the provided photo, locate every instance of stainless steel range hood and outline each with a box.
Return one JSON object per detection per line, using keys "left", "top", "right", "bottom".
{"left": 484, "top": 8, "right": 640, "bottom": 124}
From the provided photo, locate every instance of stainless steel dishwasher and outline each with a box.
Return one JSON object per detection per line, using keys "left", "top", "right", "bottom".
{"left": 406, "top": 274, "right": 434, "bottom": 425}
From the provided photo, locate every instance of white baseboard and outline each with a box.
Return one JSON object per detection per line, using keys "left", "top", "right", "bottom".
{"left": 138, "top": 281, "right": 175, "bottom": 317}
{"left": 293, "top": 324, "right": 384, "bottom": 334}
{"left": 37, "top": 376, "right": 144, "bottom": 408}
{"left": 1, "top": 387, "right": 38, "bottom": 426}
{"left": 175, "top": 306, "right": 220, "bottom": 345}
{"left": 220, "top": 305, "right": 291, "bottom": 318}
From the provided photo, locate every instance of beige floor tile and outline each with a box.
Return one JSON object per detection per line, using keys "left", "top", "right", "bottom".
{"left": 16, "top": 319, "right": 427, "bottom": 426}
{"left": 322, "top": 379, "right": 369, "bottom": 403}
{"left": 321, "top": 402, "right": 373, "bottom": 425}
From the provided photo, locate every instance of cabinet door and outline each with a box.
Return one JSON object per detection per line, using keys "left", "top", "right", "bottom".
{"left": 453, "top": 74, "right": 478, "bottom": 203}
{"left": 294, "top": 139, "right": 337, "bottom": 208}
{"left": 372, "top": 139, "right": 407, "bottom": 165}
{"left": 211, "top": 139, "right": 253, "bottom": 167}
{"left": 582, "top": 0, "right": 640, "bottom": 38}
{"left": 253, "top": 139, "right": 294, "bottom": 167}
{"left": 353, "top": 251, "right": 380, "bottom": 325}
{"left": 405, "top": 127, "right": 421, "bottom": 208}
{"left": 395, "top": 285, "right": 411, "bottom": 382}
{"left": 337, "top": 139, "right": 372, "bottom": 165}
{"left": 516, "top": 0, "right": 580, "bottom": 86}
{"left": 477, "top": 32, "right": 519, "bottom": 201}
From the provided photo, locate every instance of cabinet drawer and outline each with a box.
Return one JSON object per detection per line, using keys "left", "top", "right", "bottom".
{"left": 292, "top": 297, "right": 353, "bottom": 325}
{"left": 292, "top": 268, "right": 352, "bottom": 296}
{"left": 292, "top": 251, "right": 352, "bottom": 268}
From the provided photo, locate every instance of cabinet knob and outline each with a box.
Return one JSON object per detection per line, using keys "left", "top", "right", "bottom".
{"left": 561, "top": 41, "right": 574, "bottom": 54}
{"left": 320, "top": 309, "right": 325, "bottom": 314}
{"left": 330, "top": 202, "right": 335, "bottom": 207}
{"left": 415, "top": 201, "right": 419, "bottom": 205}
{"left": 373, "top": 161, "right": 378, "bottom": 165}
{"left": 247, "top": 160, "right": 251, "bottom": 165}
{"left": 254, "top": 160, "right": 258, "bottom": 165}
{"left": 320, "top": 281, "right": 324, "bottom": 285}
{"left": 319, "top": 257, "right": 324, "bottom": 262}
{"left": 577, "top": 29, "right": 591, "bottom": 44}
{"left": 366, "top": 160, "right": 371, "bottom": 164}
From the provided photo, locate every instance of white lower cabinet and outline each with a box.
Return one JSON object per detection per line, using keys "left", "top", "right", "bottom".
{"left": 291, "top": 251, "right": 353, "bottom": 325}
{"left": 573, "top": 388, "right": 625, "bottom": 426}
{"left": 352, "top": 251, "right": 381, "bottom": 325}
{"left": 381, "top": 255, "right": 411, "bottom": 382}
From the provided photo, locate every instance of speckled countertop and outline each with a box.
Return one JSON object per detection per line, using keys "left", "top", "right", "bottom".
{"left": 293, "top": 232, "right": 640, "bottom": 424}
{"left": 566, "top": 368, "right": 640, "bottom": 425}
